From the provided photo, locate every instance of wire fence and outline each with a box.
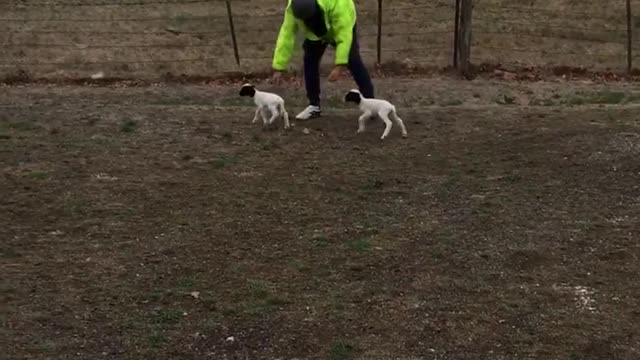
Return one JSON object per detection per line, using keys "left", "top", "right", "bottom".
{"left": 0, "top": 0, "right": 637, "bottom": 80}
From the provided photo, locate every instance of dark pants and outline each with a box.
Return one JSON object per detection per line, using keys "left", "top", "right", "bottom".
{"left": 303, "top": 26, "right": 374, "bottom": 106}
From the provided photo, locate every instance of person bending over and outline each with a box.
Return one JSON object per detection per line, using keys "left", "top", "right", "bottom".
{"left": 272, "top": 0, "right": 375, "bottom": 120}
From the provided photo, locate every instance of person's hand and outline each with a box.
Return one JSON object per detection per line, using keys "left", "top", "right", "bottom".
{"left": 271, "top": 70, "right": 285, "bottom": 85}
{"left": 328, "top": 65, "right": 347, "bottom": 82}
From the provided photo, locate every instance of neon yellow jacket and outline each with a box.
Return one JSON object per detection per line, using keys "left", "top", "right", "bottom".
{"left": 272, "top": 0, "right": 356, "bottom": 71}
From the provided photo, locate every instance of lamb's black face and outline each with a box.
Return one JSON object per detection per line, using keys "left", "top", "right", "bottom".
{"left": 239, "top": 84, "right": 256, "bottom": 97}
{"left": 344, "top": 90, "right": 362, "bottom": 104}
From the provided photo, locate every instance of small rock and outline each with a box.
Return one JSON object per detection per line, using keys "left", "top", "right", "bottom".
{"left": 190, "top": 291, "right": 200, "bottom": 299}
{"left": 225, "top": 336, "right": 235, "bottom": 343}
{"left": 302, "top": 128, "right": 311, "bottom": 135}
{"left": 91, "top": 71, "right": 105, "bottom": 80}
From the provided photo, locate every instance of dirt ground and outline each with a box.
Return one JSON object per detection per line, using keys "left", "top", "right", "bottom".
{"left": 2, "top": 77, "right": 640, "bottom": 359}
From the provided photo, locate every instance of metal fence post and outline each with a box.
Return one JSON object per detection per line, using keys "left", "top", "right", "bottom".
{"left": 626, "top": 0, "right": 633, "bottom": 73}
{"left": 453, "top": 0, "right": 460, "bottom": 68}
{"left": 225, "top": 1, "right": 240, "bottom": 66}
{"left": 456, "top": 0, "right": 473, "bottom": 77}
{"left": 377, "top": 0, "right": 383, "bottom": 65}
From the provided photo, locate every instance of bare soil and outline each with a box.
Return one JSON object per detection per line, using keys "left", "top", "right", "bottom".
{"left": 2, "top": 77, "right": 640, "bottom": 359}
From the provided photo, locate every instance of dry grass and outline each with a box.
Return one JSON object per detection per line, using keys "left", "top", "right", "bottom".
{"left": 2, "top": 78, "right": 640, "bottom": 359}
{"left": 0, "top": 0, "right": 638, "bottom": 79}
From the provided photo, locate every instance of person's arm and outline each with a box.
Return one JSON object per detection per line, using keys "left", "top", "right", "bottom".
{"left": 272, "top": 6, "right": 298, "bottom": 71}
{"left": 330, "top": 0, "right": 356, "bottom": 66}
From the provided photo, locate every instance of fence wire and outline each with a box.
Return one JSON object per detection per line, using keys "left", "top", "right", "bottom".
{"left": 0, "top": 0, "right": 637, "bottom": 78}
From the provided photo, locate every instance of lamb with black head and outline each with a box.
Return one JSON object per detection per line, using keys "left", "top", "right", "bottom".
{"left": 239, "top": 83, "right": 290, "bottom": 130}
{"left": 344, "top": 89, "right": 407, "bottom": 140}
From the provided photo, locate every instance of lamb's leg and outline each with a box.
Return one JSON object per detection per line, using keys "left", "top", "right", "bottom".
{"left": 267, "top": 105, "right": 279, "bottom": 126}
{"left": 390, "top": 110, "right": 408, "bottom": 138}
{"left": 260, "top": 107, "right": 270, "bottom": 125}
{"left": 282, "top": 108, "right": 291, "bottom": 130}
{"left": 357, "top": 111, "right": 371, "bottom": 134}
{"left": 252, "top": 107, "right": 261, "bottom": 124}
{"left": 379, "top": 111, "right": 393, "bottom": 140}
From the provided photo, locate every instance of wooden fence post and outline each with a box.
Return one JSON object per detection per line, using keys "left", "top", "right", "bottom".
{"left": 456, "top": 0, "right": 473, "bottom": 77}
{"left": 626, "top": 0, "right": 633, "bottom": 73}
{"left": 376, "top": 0, "right": 383, "bottom": 65}
{"left": 453, "top": 0, "right": 460, "bottom": 68}
{"left": 225, "top": 1, "right": 240, "bottom": 66}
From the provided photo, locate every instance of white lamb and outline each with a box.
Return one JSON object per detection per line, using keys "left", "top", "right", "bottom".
{"left": 344, "top": 89, "right": 407, "bottom": 140}
{"left": 239, "top": 83, "right": 290, "bottom": 129}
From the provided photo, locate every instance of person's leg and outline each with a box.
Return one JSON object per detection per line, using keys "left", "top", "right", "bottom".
{"left": 347, "top": 25, "right": 375, "bottom": 98}
{"left": 303, "top": 39, "right": 327, "bottom": 106}
{"left": 297, "top": 39, "right": 326, "bottom": 120}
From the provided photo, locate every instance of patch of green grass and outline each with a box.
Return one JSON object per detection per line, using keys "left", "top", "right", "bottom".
{"left": 363, "top": 177, "right": 384, "bottom": 191}
{"left": 419, "top": 97, "right": 436, "bottom": 106}
{"left": 151, "top": 308, "right": 183, "bottom": 326}
{"left": 211, "top": 154, "right": 239, "bottom": 169}
{"left": 263, "top": 139, "right": 280, "bottom": 151}
{"left": 243, "top": 297, "right": 289, "bottom": 317}
{"left": 25, "top": 170, "right": 48, "bottom": 180}
{"left": 219, "top": 96, "right": 247, "bottom": 107}
{"left": 155, "top": 95, "right": 195, "bottom": 106}
{"left": 204, "top": 318, "right": 220, "bottom": 330}
{"left": 590, "top": 91, "right": 626, "bottom": 104}
{"left": 540, "top": 98, "right": 555, "bottom": 106}
{"left": 113, "top": 208, "right": 135, "bottom": 220}
{"left": 325, "top": 95, "right": 350, "bottom": 109}
{"left": 172, "top": 14, "right": 189, "bottom": 27}
{"left": 329, "top": 340, "right": 354, "bottom": 360}
{"left": 565, "top": 96, "right": 586, "bottom": 106}
{"left": 91, "top": 134, "right": 115, "bottom": 144}
{"left": 229, "top": 280, "right": 290, "bottom": 318}
{"left": 9, "top": 120, "right": 37, "bottom": 131}
{"left": 311, "top": 233, "right": 330, "bottom": 247}
{"left": 563, "top": 90, "right": 627, "bottom": 106}
{"left": 176, "top": 277, "right": 195, "bottom": 290}
{"left": 346, "top": 238, "right": 371, "bottom": 253}
{"left": 441, "top": 98, "right": 464, "bottom": 106}
{"left": 287, "top": 259, "right": 308, "bottom": 272}
{"left": 530, "top": 96, "right": 557, "bottom": 107}
{"left": 439, "top": 175, "right": 460, "bottom": 192}
{"left": 331, "top": 290, "right": 346, "bottom": 315}
{"left": 0, "top": 245, "right": 21, "bottom": 258}
{"left": 147, "top": 290, "right": 164, "bottom": 303}
{"left": 120, "top": 119, "right": 137, "bottom": 133}
{"left": 32, "top": 339, "right": 57, "bottom": 353}
{"left": 63, "top": 196, "right": 90, "bottom": 217}
{"left": 148, "top": 331, "right": 165, "bottom": 348}
{"left": 221, "top": 306, "right": 240, "bottom": 317}
{"left": 496, "top": 94, "right": 516, "bottom": 105}
{"left": 248, "top": 280, "right": 271, "bottom": 300}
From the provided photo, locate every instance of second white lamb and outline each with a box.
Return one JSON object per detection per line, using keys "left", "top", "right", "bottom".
{"left": 344, "top": 89, "right": 407, "bottom": 140}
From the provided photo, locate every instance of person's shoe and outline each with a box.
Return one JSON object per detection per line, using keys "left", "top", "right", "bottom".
{"left": 295, "top": 105, "right": 321, "bottom": 120}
